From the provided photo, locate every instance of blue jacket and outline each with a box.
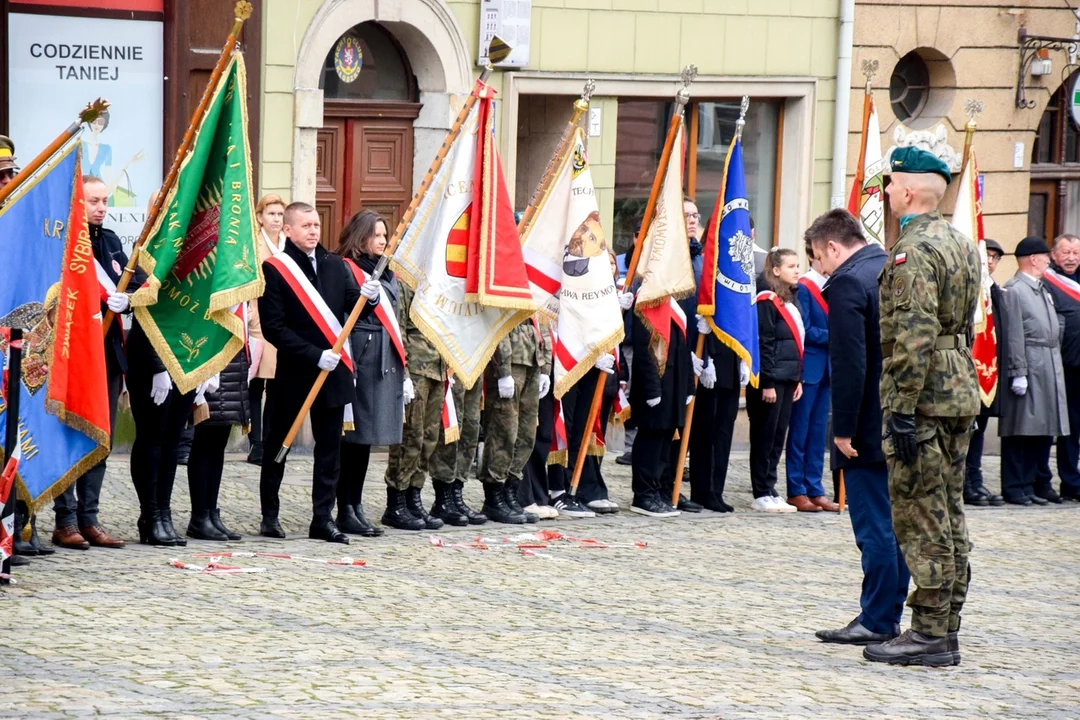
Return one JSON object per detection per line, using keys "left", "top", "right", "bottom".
{"left": 795, "top": 276, "right": 830, "bottom": 385}
{"left": 823, "top": 243, "right": 888, "bottom": 470}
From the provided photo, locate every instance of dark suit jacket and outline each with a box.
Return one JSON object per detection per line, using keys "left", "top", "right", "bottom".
{"left": 1045, "top": 262, "right": 1080, "bottom": 370}
{"left": 258, "top": 240, "right": 368, "bottom": 410}
{"left": 796, "top": 278, "right": 830, "bottom": 385}
{"left": 91, "top": 224, "right": 141, "bottom": 377}
{"left": 629, "top": 312, "right": 693, "bottom": 430}
{"left": 823, "top": 243, "right": 888, "bottom": 470}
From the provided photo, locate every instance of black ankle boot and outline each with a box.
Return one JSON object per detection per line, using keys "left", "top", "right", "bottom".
{"left": 430, "top": 482, "right": 468, "bottom": 526}
{"left": 381, "top": 487, "right": 425, "bottom": 531}
{"left": 187, "top": 510, "right": 229, "bottom": 541}
{"left": 336, "top": 503, "right": 368, "bottom": 535}
{"left": 503, "top": 479, "right": 538, "bottom": 523}
{"left": 353, "top": 504, "right": 384, "bottom": 537}
{"left": 452, "top": 480, "right": 487, "bottom": 525}
{"left": 29, "top": 515, "right": 55, "bottom": 555}
{"left": 482, "top": 483, "right": 526, "bottom": 524}
{"left": 209, "top": 509, "right": 241, "bottom": 540}
{"left": 13, "top": 505, "right": 37, "bottom": 556}
{"left": 405, "top": 487, "right": 444, "bottom": 529}
{"left": 160, "top": 509, "right": 187, "bottom": 546}
{"left": 140, "top": 511, "right": 178, "bottom": 546}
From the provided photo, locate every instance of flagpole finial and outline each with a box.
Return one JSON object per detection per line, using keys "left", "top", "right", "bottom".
{"left": 964, "top": 99, "right": 984, "bottom": 132}
{"left": 79, "top": 98, "right": 111, "bottom": 126}
{"left": 735, "top": 96, "right": 750, "bottom": 142}
{"left": 861, "top": 59, "right": 879, "bottom": 93}
{"left": 233, "top": 0, "right": 252, "bottom": 21}
{"left": 677, "top": 65, "right": 698, "bottom": 106}
{"left": 575, "top": 79, "right": 596, "bottom": 113}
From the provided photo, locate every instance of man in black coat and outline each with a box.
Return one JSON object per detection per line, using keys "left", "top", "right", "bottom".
{"left": 258, "top": 202, "right": 379, "bottom": 543}
{"left": 806, "top": 209, "right": 910, "bottom": 647}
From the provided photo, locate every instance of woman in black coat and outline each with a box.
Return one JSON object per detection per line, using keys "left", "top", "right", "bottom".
{"left": 185, "top": 347, "right": 251, "bottom": 540}
{"left": 745, "top": 248, "right": 804, "bottom": 513}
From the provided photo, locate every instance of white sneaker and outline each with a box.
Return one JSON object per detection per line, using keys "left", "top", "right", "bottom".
{"left": 539, "top": 505, "right": 559, "bottom": 520}
{"left": 773, "top": 496, "right": 797, "bottom": 513}
{"left": 751, "top": 496, "right": 775, "bottom": 512}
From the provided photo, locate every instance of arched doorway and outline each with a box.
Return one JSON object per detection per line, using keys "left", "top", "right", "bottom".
{"left": 1029, "top": 69, "right": 1080, "bottom": 244}
{"left": 316, "top": 22, "right": 420, "bottom": 249}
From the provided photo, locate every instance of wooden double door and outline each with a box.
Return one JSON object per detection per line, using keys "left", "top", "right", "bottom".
{"left": 316, "top": 100, "right": 421, "bottom": 250}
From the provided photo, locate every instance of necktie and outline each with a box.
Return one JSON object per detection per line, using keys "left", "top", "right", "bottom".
{"left": 309, "top": 254, "right": 317, "bottom": 277}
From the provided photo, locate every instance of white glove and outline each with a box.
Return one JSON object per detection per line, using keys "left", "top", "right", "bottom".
{"left": 403, "top": 376, "right": 415, "bottom": 405}
{"left": 194, "top": 387, "right": 208, "bottom": 407}
{"left": 360, "top": 279, "right": 381, "bottom": 302}
{"left": 696, "top": 314, "right": 710, "bottom": 336}
{"left": 594, "top": 354, "right": 615, "bottom": 374}
{"left": 204, "top": 374, "right": 220, "bottom": 396}
{"left": 686, "top": 395, "right": 694, "bottom": 405}
{"left": 538, "top": 374, "right": 551, "bottom": 399}
{"left": 646, "top": 397, "right": 661, "bottom": 408}
{"left": 691, "top": 353, "right": 704, "bottom": 378}
{"left": 618, "top": 292, "right": 634, "bottom": 310}
{"left": 498, "top": 375, "right": 515, "bottom": 399}
{"left": 739, "top": 361, "right": 750, "bottom": 388}
{"left": 318, "top": 349, "right": 341, "bottom": 372}
{"left": 1011, "top": 376, "right": 1028, "bottom": 396}
{"left": 701, "top": 358, "right": 716, "bottom": 389}
{"left": 151, "top": 371, "right": 171, "bottom": 406}
{"left": 106, "top": 292, "right": 130, "bottom": 313}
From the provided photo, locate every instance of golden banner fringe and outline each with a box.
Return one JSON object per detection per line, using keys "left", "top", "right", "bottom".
{"left": 552, "top": 326, "right": 625, "bottom": 400}
{"left": 547, "top": 449, "right": 568, "bottom": 467}
{"left": 443, "top": 426, "right": 461, "bottom": 444}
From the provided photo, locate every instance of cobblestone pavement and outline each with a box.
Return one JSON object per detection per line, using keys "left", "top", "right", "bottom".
{"left": 2, "top": 449, "right": 1079, "bottom": 719}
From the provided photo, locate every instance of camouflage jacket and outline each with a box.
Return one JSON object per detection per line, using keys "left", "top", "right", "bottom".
{"left": 492, "top": 318, "right": 550, "bottom": 377}
{"left": 398, "top": 283, "right": 445, "bottom": 382}
{"left": 878, "top": 211, "right": 981, "bottom": 417}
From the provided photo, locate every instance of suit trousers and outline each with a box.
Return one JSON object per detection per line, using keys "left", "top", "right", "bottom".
{"left": 964, "top": 410, "right": 990, "bottom": 493}
{"left": 260, "top": 382, "right": 345, "bottom": 521}
{"left": 785, "top": 379, "right": 829, "bottom": 498}
{"left": 338, "top": 442, "right": 372, "bottom": 508}
{"left": 521, "top": 384, "right": 555, "bottom": 507}
{"left": 632, "top": 427, "right": 673, "bottom": 503}
{"left": 55, "top": 371, "right": 122, "bottom": 528}
{"left": 188, "top": 424, "right": 232, "bottom": 514}
{"left": 561, "top": 369, "right": 611, "bottom": 501}
{"left": 1001, "top": 435, "right": 1054, "bottom": 501}
{"left": 845, "top": 463, "right": 910, "bottom": 635}
{"left": 687, "top": 384, "right": 740, "bottom": 505}
{"left": 1056, "top": 370, "right": 1080, "bottom": 494}
{"left": 745, "top": 381, "right": 796, "bottom": 498}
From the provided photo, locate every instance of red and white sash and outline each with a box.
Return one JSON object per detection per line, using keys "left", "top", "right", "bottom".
{"left": 613, "top": 346, "right": 630, "bottom": 423}
{"left": 265, "top": 253, "right": 354, "bottom": 372}
{"left": 1045, "top": 268, "right": 1080, "bottom": 305}
{"left": 95, "top": 257, "right": 116, "bottom": 305}
{"left": 798, "top": 276, "right": 828, "bottom": 316}
{"left": 345, "top": 259, "right": 406, "bottom": 367}
{"left": 756, "top": 290, "right": 804, "bottom": 359}
{"left": 442, "top": 372, "right": 459, "bottom": 443}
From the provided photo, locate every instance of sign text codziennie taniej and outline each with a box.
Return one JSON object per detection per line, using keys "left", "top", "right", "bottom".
{"left": 29, "top": 43, "right": 145, "bottom": 81}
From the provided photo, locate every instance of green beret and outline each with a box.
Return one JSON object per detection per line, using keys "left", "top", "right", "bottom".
{"left": 889, "top": 147, "right": 951, "bottom": 184}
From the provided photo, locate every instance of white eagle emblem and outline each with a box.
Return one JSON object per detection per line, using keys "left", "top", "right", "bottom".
{"left": 727, "top": 229, "right": 756, "bottom": 296}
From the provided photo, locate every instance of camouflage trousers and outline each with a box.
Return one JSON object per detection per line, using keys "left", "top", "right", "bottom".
{"left": 384, "top": 375, "right": 443, "bottom": 491}
{"left": 429, "top": 379, "right": 482, "bottom": 484}
{"left": 885, "top": 412, "right": 974, "bottom": 637}
{"left": 479, "top": 363, "right": 540, "bottom": 487}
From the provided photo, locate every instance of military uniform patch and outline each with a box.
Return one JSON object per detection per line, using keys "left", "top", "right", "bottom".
{"left": 894, "top": 276, "right": 907, "bottom": 297}
{"left": 895, "top": 252, "right": 907, "bottom": 265}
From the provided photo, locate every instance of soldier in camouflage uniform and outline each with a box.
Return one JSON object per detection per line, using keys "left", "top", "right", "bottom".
{"left": 381, "top": 283, "right": 445, "bottom": 531}
{"left": 428, "top": 378, "right": 487, "bottom": 526}
{"left": 864, "top": 147, "right": 981, "bottom": 668}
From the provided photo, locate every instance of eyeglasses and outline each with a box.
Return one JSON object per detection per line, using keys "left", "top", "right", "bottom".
{"left": 686, "top": 212, "right": 700, "bottom": 221}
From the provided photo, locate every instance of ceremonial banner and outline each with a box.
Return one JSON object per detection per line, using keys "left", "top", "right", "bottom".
{"left": 951, "top": 148, "right": 998, "bottom": 406}
{"left": 848, "top": 90, "right": 886, "bottom": 245}
{"left": 391, "top": 91, "right": 535, "bottom": 389}
{"left": 0, "top": 141, "right": 110, "bottom": 512}
{"left": 131, "top": 53, "right": 263, "bottom": 394}
{"left": 521, "top": 127, "right": 623, "bottom": 397}
{"left": 698, "top": 133, "right": 760, "bottom": 386}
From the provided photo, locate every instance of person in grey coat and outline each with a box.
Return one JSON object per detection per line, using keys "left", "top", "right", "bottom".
{"left": 335, "top": 211, "right": 407, "bottom": 536}
{"left": 999, "top": 237, "right": 1070, "bottom": 505}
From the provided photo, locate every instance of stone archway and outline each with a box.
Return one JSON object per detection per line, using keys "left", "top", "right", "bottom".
{"left": 290, "top": 0, "right": 472, "bottom": 201}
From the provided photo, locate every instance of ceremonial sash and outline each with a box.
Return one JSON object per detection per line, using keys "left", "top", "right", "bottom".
{"left": 798, "top": 276, "right": 828, "bottom": 316}
{"left": 613, "top": 347, "right": 630, "bottom": 423}
{"left": 548, "top": 396, "right": 568, "bottom": 467}
{"left": 265, "top": 254, "right": 354, "bottom": 372}
{"left": 756, "top": 291, "right": 804, "bottom": 359}
{"left": 442, "top": 372, "right": 459, "bottom": 443}
{"left": 345, "top": 259, "right": 406, "bottom": 367}
{"left": 94, "top": 257, "right": 116, "bottom": 304}
{"left": 1045, "top": 268, "right": 1080, "bottom": 304}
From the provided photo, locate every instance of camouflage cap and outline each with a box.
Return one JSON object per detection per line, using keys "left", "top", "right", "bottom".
{"left": 0, "top": 135, "right": 17, "bottom": 172}
{"left": 889, "top": 146, "right": 951, "bottom": 184}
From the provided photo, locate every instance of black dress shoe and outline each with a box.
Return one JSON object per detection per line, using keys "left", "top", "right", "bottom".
{"left": 13, "top": 535, "right": 37, "bottom": 556}
{"left": 1035, "top": 488, "right": 1063, "bottom": 504}
{"left": 352, "top": 504, "right": 384, "bottom": 537}
{"left": 863, "top": 629, "right": 955, "bottom": 667}
{"left": 815, "top": 617, "right": 898, "bottom": 645}
{"left": 336, "top": 503, "right": 371, "bottom": 535}
{"left": 10, "top": 553, "right": 31, "bottom": 566}
{"left": 1060, "top": 488, "right": 1080, "bottom": 502}
{"left": 615, "top": 451, "right": 632, "bottom": 466}
{"left": 1004, "top": 495, "right": 1033, "bottom": 506}
{"left": 309, "top": 518, "right": 349, "bottom": 544}
{"left": 978, "top": 487, "right": 1005, "bottom": 506}
{"left": 1029, "top": 494, "right": 1050, "bottom": 506}
{"left": 677, "top": 494, "right": 703, "bottom": 513}
{"left": 260, "top": 517, "right": 286, "bottom": 538}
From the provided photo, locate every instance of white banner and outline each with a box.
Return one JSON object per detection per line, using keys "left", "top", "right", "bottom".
{"left": 7, "top": 13, "right": 164, "bottom": 255}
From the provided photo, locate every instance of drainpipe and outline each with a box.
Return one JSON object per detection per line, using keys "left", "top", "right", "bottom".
{"left": 831, "top": 0, "right": 856, "bottom": 208}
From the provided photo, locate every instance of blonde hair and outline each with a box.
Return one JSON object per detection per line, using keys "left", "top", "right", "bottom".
{"left": 255, "top": 193, "right": 286, "bottom": 218}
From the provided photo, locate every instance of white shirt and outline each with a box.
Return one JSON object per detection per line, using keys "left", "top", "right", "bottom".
{"left": 785, "top": 300, "right": 806, "bottom": 346}
{"left": 802, "top": 267, "right": 827, "bottom": 289}
{"left": 306, "top": 249, "right": 317, "bottom": 276}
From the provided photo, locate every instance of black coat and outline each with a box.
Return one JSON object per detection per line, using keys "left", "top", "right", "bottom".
{"left": 91, "top": 224, "right": 141, "bottom": 377}
{"left": 202, "top": 350, "right": 251, "bottom": 427}
{"left": 757, "top": 293, "right": 802, "bottom": 387}
{"left": 629, "top": 312, "right": 693, "bottom": 430}
{"left": 983, "top": 282, "right": 1008, "bottom": 416}
{"left": 1045, "top": 262, "right": 1080, "bottom": 370}
{"left": 822, "top": 243, "right": 888, "bottom": 470}
{"left": 125, "top": 317, "right": 166, "bottom": 379}
{"left": 258, "top": 240, "right": 368, "bottom": 410}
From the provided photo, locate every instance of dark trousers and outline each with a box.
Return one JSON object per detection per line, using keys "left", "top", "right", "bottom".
{"left": 745, "top": 381, "right": 796, "bottom": 498}
{"left": 1000, "top": 435, "right": 1054, "bottom": 501}
{"left": 1057, "top": 370, "right": 1080, "bottom": 494}
{"left": 559, "top": 369, "right": 610, "bottom": 500}
{"left": 249, "top": 377, "right": 266, "bottom": 446}
{"left": 338, "top": 442, "right": 372, "bottom": 509}
{"left": 845, "top": 463, "right": 911, "bottom": 635}
{"left": 55, "top": 371, "right": 122, "bottom": 528}
{"left": 785, "top": 379, "right": 829, "bottom": 498}
{"left": 187, "top": 424, "right": 232, "bottom": 514}
{"left": 688, "top": 385, "right": 740, "bottom": 505}
{"left": 521, "top": 386, "right": 555, "bottom": 507}
{"left": 260, "top": 382, "right": 345, "bottom": 521}
{"left": 128, "top": 382, "right": 195, "bottom": 517}
{"left": 632, "top": 427, "right": 674, "bottom": 503}
{"left": 964, "top": 410, "right": 990, "bottom": 493}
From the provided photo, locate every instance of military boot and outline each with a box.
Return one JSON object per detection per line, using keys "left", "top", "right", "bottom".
{"left": 451, "top": 480, "right": 487, "bottom": 525}
{"left": 430, "top": 482, "right": 468, "bottom": 527}
{"left": 482, "top": 482, "right": 526, "bottom": 524}
{"left": 404, "top": 487, "right": 444, "bottom": 530}
{"left": 503, "top": 478, "right": 538, "bottom": 523}
{"left": 381, "top": 487, "right": 425, "bottom": 531}
{"left": 862, "top": 629, "right": 954, "bottom": 667}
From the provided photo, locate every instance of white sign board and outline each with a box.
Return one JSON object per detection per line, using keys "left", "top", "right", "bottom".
{"left": 8, "top": 13, "right": 164, "bottom": 254}
{"left": 478, "top": 0, "right": 531, "bottom": 68}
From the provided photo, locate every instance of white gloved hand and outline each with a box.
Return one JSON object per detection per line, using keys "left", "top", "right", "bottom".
{"left": 360, "top": 279, "right": 381, "bottom": 302}
{"left": 538, "top": 374, "right": 551, "bottom": 399}
{"left": 696, "top": 314, "right": 710, "bottom": 336}
{"left": 701, "top": 358, "right": 716, "bottom": 389}
{"left": 594, "top": 354, "right": 615, "bottom": 374}
{"left": 204, "top": 373, "right": 220, "bottom": 396}
{"left": 106, "top": 292, "right": 130, "bottom": 313}
{"left": 618, "top": 291, "right": 634, "bottom": 311}
{"left": 739, "top": 361, "right": 750, "bottom": 388}
{"left": 151, "top": 371, "right": 171, "bottom": 406}
{"left": 193, "top": 387, "right": 208, "bottom": 407}
{"left": 691, "top": 353, "right": 704, "bottom": 378}
{"left": 403, "top": 376, "right": 415, "bottom": 405}
{"left": 318, "top": 349, "right": 341, "bottom": 372}
{"left": 498, "top": 375, "right": 515, "bottom": 399}
{"left": 1011, "top": 376, "right": 1028, "bottom": 396}
{"left": 686, "top": 395, "right": 694, "bottom": 405}
{"left": 646, "top": 397, "right": 662, "bottom": 408}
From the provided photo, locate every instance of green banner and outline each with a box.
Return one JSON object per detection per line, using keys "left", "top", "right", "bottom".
{"left": 132, "top": 53, "right": 263, "bottom": 393}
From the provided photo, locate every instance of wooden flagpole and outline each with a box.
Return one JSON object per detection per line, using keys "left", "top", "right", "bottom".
{"left": 671, "top": 97, "right": 749, "bottom": 507}
{"left": 569, "top": 65, "right": 697, "bottom": 494}
{"left": 849, "top": 60, "right": 876, "bottom": 212}
{"left": 101, "top": 0, "right": 254, "bottom": 336}
{"left": 274, "top": 38, "right": 513, "bottom": 463}
{"left": 838, "top": 469, "right": 846, "bottom": 515}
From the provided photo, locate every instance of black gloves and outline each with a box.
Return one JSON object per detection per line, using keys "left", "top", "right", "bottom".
{"left": 887, "top": 412, "right": 918, "bottom": 467}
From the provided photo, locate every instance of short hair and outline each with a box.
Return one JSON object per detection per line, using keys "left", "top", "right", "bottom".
{"left": 283, "top": 201, "right": 316, "bottom": 226}
{"left": 82, "top": 174, "right": 106, "bottom": 186}
{"left": 683, "top": 195, "right": 695, "bottom": 205}
{"left": 804, "top": 208, "right": 865, "bottom": 250}
{"left": 1053, "top": 233, "right": 1080, "bottom": 249}
{"left": 256, "top": 193, "right": 286, "bottom": 217}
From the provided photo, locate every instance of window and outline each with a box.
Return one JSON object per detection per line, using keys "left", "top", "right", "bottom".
{"left": 320, "top": 22, "right": 416, "bottom": 102}
{"left": 890, "top": 52, "right": 930, "bottom": 123}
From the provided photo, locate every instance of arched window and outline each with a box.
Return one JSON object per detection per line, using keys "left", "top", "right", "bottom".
{"left": 320, "top": 22, "right": 417, "bottom": 102}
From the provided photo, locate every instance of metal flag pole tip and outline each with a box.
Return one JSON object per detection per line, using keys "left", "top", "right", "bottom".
{"left": 576, "top": 79, "right": 596, "bottom": 113}
{"left": 735, "top": 95, "right": 750, "bottom": 142}
{"left": 234, "top": 0, "right": 253, "bottom": 21}
{"left": 965, "top": 98, "right": 984, "bottom": 131}
{"left": 861, "top": 58, "right": 879, "bottom": 92}
{"left": 677, "top": 65, "right": 698, "bottom": 106}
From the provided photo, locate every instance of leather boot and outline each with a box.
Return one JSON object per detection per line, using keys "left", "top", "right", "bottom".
{"left": 260, "top": 516, "right": 286, "bottom": 539}
{"left": 430, "top": 482, "right": 468, "bottom": 527}
{"left": 336, "top": 503, "right": 369, "bottom": 535}
{"left": 209, "top": 509, "right": 241, "bottom": 540}
{"left": 13, "top": 505, "right": 37, "bottom": 556}
{"left": 160, "top": 509, "right": 187, "bottom": 546}
{"left": 352, "top": 504, "right": 384, "bottom": 537}
{"left": 186, "top": 510, "right": 229, "bottom": 541}
{"left": 405, "top": 487, "right": 444, "bottom": 530}
{"left": 862, "top": 629, "right": 955, "bottom": 667}
{"left": 30, "top": 515, "right": 56, "bottom": 555}
{"left": 503, "top": 479, "right": 538, "bottom": 523}
{"left": 246, "top": 441, "right": 264, "bottom": 466}
{"left": 381, "top": 487, "right": 425, "bottom": 531}
{"left": 451, "top": 481, "right": 487, "bottom": 525}
{"left": 139, "top": 512, "right": 178, "bottom": 546}
{"left": 482, "top": 483, "right": 526, "bottom": 524}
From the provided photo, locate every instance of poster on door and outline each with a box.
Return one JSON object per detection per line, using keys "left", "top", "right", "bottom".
{"left": 7, "top": 13, "right": 164, "bottom": 253}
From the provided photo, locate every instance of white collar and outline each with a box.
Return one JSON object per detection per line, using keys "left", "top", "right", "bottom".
{"left": 262, "top": 229, "right": 286, "bottom": 255}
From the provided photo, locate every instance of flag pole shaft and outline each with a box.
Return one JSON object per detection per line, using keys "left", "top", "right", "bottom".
{"left": 838, "top": 469, "right": 846, "bottom": 514}
{"left": 275, "top": 65, "right": 498, "bottom": 464}
{"left": 671, "top": 333, "right": 705, "bottom": 505}
{"left": 103, "top": 1, "right": 252, "bottom": 336}
{"left": 960, "top": 119, "right": 976, "bottom": 177}
{"left": 0, "top": 122, "right": 82, "bottom": 208}
{"left": 1, "top": 329, "right": 24, "bottom": 581}
{"left": 850, "top": 89, "right": 871, "bottom": 208}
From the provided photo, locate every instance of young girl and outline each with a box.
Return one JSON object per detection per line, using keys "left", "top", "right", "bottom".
{"left": 746, "top": 247, "right": 804, "bottom": 513}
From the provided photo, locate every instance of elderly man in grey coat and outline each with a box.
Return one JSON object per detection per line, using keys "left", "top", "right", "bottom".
{"left": 999, "top": 236, "right": 1070, "bottom": 506}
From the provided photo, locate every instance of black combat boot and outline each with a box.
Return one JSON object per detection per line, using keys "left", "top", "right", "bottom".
{"left": 404, "top": 487, "right": 444, "bottom": 530}
{"left": 862, "top": 629, "right": 954, "bottom": 667}
{"left": 482, "top": 482, "right": 526, "bottom": 524}
{"left": 381, "top": 487, "right": 425, "bottom": 531}
{"left": 503, "top": 478, "right": 538, "bottom": 523}
{"left": 186, "top": 510, "right": 229, "bottom": 541}
{"left": 451, "top": 480, "right": 487, "bottom": 525}
{"left": 430, "top": 482, "right": 468, "bottom": 526}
